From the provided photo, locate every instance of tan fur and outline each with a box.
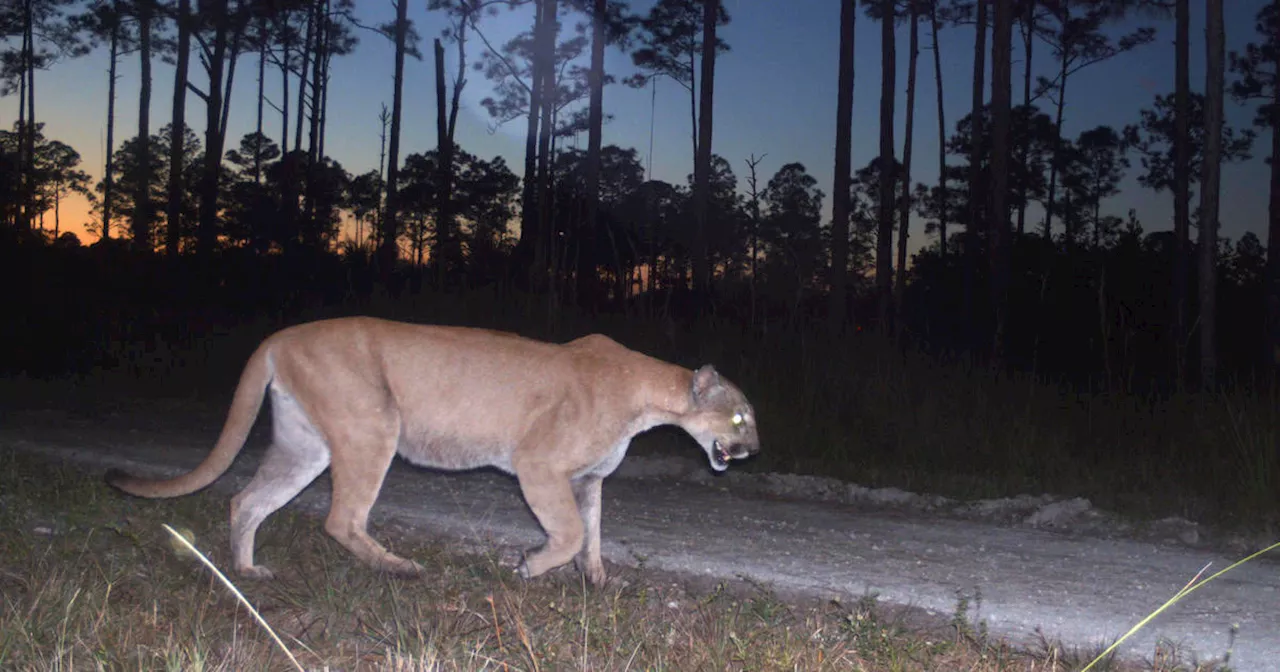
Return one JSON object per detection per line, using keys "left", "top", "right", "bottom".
{"left": 106, "top": 317, "right": 760, "bottom": 584}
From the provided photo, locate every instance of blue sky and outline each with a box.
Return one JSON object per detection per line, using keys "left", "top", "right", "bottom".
{"left": 6, "top": 0, "right": 1275, "bottom": 253}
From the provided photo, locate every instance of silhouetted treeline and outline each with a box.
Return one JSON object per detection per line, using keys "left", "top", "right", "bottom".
{"left": 3, "top": 0, "right": 1279, "bottom": 394}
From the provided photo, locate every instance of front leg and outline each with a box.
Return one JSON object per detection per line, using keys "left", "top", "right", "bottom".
{"left": 572, "top": 476, "right": 606, "bottom": 585}
{"left": 514, "top": 465, "right": 585, "bottom": 581}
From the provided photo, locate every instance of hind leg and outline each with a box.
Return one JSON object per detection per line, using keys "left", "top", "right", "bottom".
{"left": 230, "top": 394, "right": 331, "bottom": 579}
{"left": 230, "top": 440, "right": 329, "bottom": 579}
{"left": 321, "top": 410, "right": 424, "bottom": 577}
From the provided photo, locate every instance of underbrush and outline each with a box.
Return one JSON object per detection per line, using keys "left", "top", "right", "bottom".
{"left": 0, "top": 450, "right": 1231, "bottom": 671}
{"left": 19, "top": 285, "right": 1278, "bottom": 531}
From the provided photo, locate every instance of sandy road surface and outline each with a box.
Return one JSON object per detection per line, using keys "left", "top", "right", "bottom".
{"left": 3, "top": 408, "right": 1278, "bottom": 670}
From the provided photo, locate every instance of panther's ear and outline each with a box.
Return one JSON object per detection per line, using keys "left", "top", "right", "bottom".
{"left": 691, "top": 365, "right": 721, "bottom": 402}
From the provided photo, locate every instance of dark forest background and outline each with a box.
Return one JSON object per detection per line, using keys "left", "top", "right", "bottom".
{"left": 3, "top": 0, "right": 1279, "bottom": 525}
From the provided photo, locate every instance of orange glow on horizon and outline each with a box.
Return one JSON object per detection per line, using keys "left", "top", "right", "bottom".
{"left": 33, "top": 193, "right": 98, "bottom": 244}
{"left": 36, "top": 193, "right": 373, "bottom": 249}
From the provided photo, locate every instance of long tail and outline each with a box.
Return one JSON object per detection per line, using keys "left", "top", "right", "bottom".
{"left": 106, "top": 342, "right": 275, "bottom": 498}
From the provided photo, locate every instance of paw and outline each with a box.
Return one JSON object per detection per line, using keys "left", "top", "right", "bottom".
{"left": 575, "top": 555, "right": 608, "bottom": 586}
{"left": 501, "top": 547, "right": 537, "bottom": 579}
{"left": 236, "top": 564, "right": 276, "bottom": 581}
{"left": 385, "top": 558, "right": 427, "bottom": 578}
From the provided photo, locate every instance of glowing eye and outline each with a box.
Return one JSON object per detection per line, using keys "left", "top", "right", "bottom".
{"left": 731, "top": 413, "right": 744, "bottom": 426}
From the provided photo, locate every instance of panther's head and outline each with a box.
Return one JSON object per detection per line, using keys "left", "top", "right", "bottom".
{"left": 682, "top": 365, "right": 760, "bottom": 472}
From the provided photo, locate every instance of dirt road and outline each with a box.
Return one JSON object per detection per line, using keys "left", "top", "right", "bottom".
{"left": 3, "top": 406, "right": 1277, "bottom": 670}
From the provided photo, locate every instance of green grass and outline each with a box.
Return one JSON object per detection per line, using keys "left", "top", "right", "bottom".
{"left": 0, "top": 450, "right": 1236, "bottom": 671}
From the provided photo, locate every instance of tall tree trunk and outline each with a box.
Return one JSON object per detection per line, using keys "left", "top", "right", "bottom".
{"left": 534, "top": 0, "right": 560, "bottom": 294}
{"left": 304, "top": 0, "right": 325, "bottom": 225}
{"left": 253, "top": 18, "right": 268, "bottom": 181}
{"left": 578, "top": 0, "right": 607, "bottom": 310}
{"left": 15, "top": 5, "right": 28, "bottom": 229}
{"left": 318, "top": 53, "right": 331, "bottom": 161}
{"left": 307, "top": 0, "right": 324, "bottom": 168}
{"left": 53, "top": 183, "right": 61, "bottom": 236}
{"left": 134, "top": 0, "right": 153, "bottom": 249}
{"left": 1172, "top": 0, "right": 1191, "bottom": 381}
{"left": 318, "top": 0, "right": 333, "bottom": 164}
{"left": 930, "top": 1, "right": 947, "bottom": 257}
{"left": 279, "top": 24, "right": 297, "bottom": 249}
{"left": 167, "top": 0, "right": 191, "bottom": 257}
{"left": 1267, "top": 45, "right": 1280, "bottom": 371}
{"left": 379, "top": 0, "right": 409, "bottom": 282}
{"left": 255, "top": 17, "right": 266, "bottom": 184}
{"left": 689, "top": 46, "right": 698, "bottom": 164}
{"left": 220, "top": 27, "right": 242, "bottom": 145}
{"left": 895, "top": 2, "right": 919, "bottom": 327}
{"left": 1016, "top": 0, "right": 1034, "bottom": 236}
{"left": 279, "top": 27, "right": 290, "bottom": 153}
{"left": 102, "top": 14, "right": 120, "bottom": 240}
{"left": 965, "top": 0, "right": 987, "bottom": 348}
{"left": 23, "top": 2, "right": 36, "bottom": 231}
{"left": 1091, "top": 174, "right": 1102, "bottom": 246}
{"left": 691, "top": 0, "right": 719, "bottom": 302}
{"left": 1042, "top": 34, "right": 1067, "bottom": 241}
{"left": 990, "top": 0, "right": 1014, "bottom": 360}
{"left": 448, "top": 16, "right": 466, "bottom": 145}
{"left": 745, "top": 153, "right": 763, "bottom": 325}
{"left": 517, "top": 0, "right": 548, "bottom": 285}
{"left": 434, "top": 38, "right": 454, "bottom": 286}
{"left": 295, "top": 2, "right": 314, "bottom": 156}
{"left": 437, "top": 8, "right": 466, "bottom": 274}
{"left": 876, "top": 0, "right": 896, "bottom": 329}
{"left": 830, "top": 0, "right": 856, "bottom": 328}
{"left": 375, "top": 103, "right": 389, "bottom": 246}
{"left": 197, "top": 0, "right": 230, "bottom": 259}
{"left": 1198, "top": 0, "right": 1224, "bottom": 388}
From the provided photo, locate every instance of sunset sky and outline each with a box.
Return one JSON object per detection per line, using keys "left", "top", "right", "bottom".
{"left": 6, "top": 0, "right": 1274, "bottom": 254}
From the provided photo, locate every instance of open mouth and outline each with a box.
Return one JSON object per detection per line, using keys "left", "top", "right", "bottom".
{"left": 712, "top": 440, "right": 731, "bottom": 468}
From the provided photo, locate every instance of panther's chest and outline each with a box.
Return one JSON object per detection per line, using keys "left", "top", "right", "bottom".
{"left": 575, "top": 438, "right": 631, "bottom": 480}
{"left": 572, "top": 410, "right": 666, "bottom": 480}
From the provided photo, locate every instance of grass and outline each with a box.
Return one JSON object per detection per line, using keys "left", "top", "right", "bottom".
{"left": 0, "top": 449, "right": 1238, "bottom": 671}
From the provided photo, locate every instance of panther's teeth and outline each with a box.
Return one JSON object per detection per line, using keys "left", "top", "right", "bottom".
{"left": 713, "top": 441, "right": 730, "bottom": 465}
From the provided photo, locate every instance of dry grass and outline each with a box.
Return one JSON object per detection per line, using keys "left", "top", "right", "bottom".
{"left": 0, "top": 450, "right": 1238, "bottom": 671}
